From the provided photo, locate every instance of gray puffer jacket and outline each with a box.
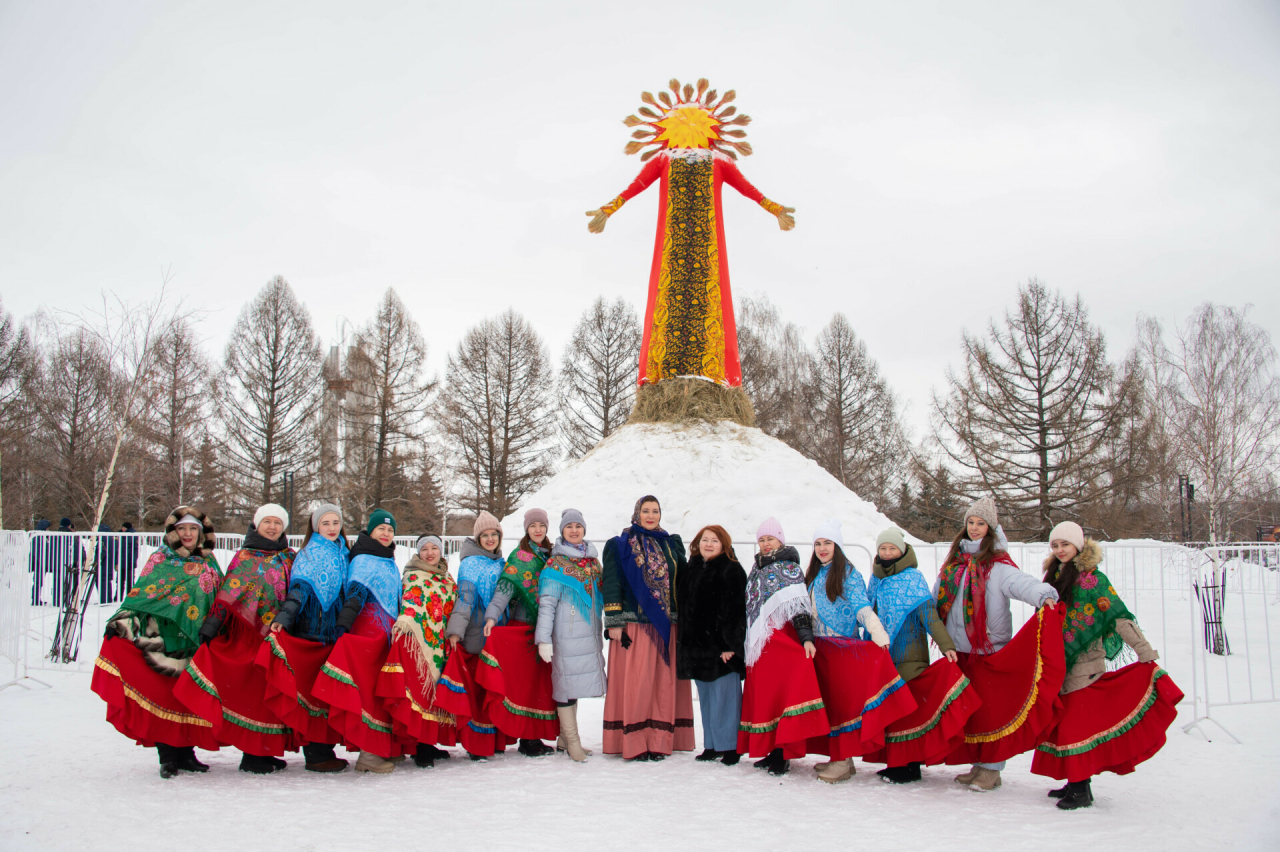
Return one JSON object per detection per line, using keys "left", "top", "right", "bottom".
{"left": 935, "top": 538, "right": 1059, "bottom": 655}
{"left": 445, "top": 539, "right": 504, "bottom": 656}
{"left": 534, "top": 542, "right": 606, "bottom": 703}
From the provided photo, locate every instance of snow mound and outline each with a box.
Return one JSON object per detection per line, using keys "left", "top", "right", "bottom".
{"left": 501, "top": 421, "right": 903, "bottom": 558}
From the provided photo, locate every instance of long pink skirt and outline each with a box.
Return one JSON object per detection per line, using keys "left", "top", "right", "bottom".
{"left": 602, "top": 623, "right": 695, "bottom": 758}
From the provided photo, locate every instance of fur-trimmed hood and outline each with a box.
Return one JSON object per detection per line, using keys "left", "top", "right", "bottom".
{"left": 163, "top": 505, "right": 216, "bottom": 557}
{"left": 404, "top": 554, "right": 449, "bottom": 576}
{"left": 1042, "top": 537, "right": 1103, "bottom": 575}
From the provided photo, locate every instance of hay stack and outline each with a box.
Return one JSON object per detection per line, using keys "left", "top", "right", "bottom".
{"left": 628, "top": 378, "right": 756, "bottom": 428}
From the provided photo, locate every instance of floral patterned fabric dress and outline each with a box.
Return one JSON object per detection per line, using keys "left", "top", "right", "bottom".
{"left": 92, "top": 542, "right": 224, "bottom": 750}
{"left": 377, "top": 557, "right": 460, "bottom": 747}
{"left": 174, "top": 546, "right": 298, "bottom": 756}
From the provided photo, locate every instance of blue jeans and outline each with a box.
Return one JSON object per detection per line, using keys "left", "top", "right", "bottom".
{"left": 694, "top": 673, "right": 742, "bottom": 752}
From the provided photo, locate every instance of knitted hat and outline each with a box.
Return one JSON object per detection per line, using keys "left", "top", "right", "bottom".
{"left": 365, "top": 509, "right": 396, "bottom": 535}
{"left": 756, "top": 516, "right": 785, "bottom": 545}
{"left": 1049, "top": 521, "right": 1085, "bottom": 552}
{"left": 416, "top": 534, "right": 444, "bottom": 554}
{"left": 812, "top": 518, "right": 844, "bottom": 549}
{"left": 964, "top": 496, "right": 999, "bottom": 530}
{"left": 254, "top": 503, "right": 289, "bottom": 529}
{"left": 875, "top": 528, "right": 906, "bottom": 553}
{"left": 523, "top": 508, "right": 549, "bottom": 532}
{"left": 473, "top": 511, "right": 502, "bottom": 539}
{"left": 311, "top": 503, "right": 342, "bottom": 531}
{"left": 559, "top": 508, "right": 586, "bottom": 536}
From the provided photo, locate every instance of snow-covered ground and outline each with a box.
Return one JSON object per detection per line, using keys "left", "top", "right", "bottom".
{"left": 500, "top": 421, "right": 901, "bottom": 552}
{"left": 2, "top": 621, "right": 1278, "bottom": 852}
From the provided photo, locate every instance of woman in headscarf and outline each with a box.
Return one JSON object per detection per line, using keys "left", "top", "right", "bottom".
{"left": 91, "top": 506, "right": 223, "bottom": 778}
{"left": 257, "top": 504, "right": 350, "bottom": 772}
{"left": 535, "top": 509, "right": 606, "bottom": 762}
{"left": 601, "top": 495, "right": 694, "bottom": 761}
{"left": 378, "top": 534, "right": 459, "bottom": 768}
{"left": 438, "top": 512, "right": 518, "bottom": 759}
{"left": 175, "top": 503, "right": 297, "bottom": 773}
{"left": 479, "top": 508, "right": 558, "bottom": 757}
{"left": 313, "top": 509, "right": 405, "bottom": 773}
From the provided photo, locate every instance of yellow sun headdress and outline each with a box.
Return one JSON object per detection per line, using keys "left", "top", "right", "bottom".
{"left": 624, "top": 77, "right": 753, "bottom": 161}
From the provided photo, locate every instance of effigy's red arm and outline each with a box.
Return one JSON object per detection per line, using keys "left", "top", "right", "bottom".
{"left": 720, "top": 157, "right": 788, "bottom": 215}
{"left": 598, "top": 156, "right": 664, "bottom": 215}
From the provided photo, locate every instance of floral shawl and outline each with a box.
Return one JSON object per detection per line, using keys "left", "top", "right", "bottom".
{"left": 541, "top": 540, "right": 603, "bottom": 622}
{"left": 1062, "top": 567, "right": 1136, "bottom": 671}
{"left": 935, "top": 545, "right": 1018, "bottom": 655}
{"left": 392, "top": 556, "right": 457, "bottom": 687}
{"left": 210, "top": 546, "right": 295, "bottom": 638}
{"left": 810, "top": 562, "right": 872, "bottom": 639}
{"left": 118, "top": 543, "right": 222, "bottom": 654}
{"left": 867, "top": 559, "right": 934, "bottom": 661}
{"left": 615, "top": 495, "right": 675, "bottom": 654}
{"left": 744, "top": 546, "right": 809, "bottom": 666}
{"left": 499, "top": 542, "right": 550, "bottom": 618}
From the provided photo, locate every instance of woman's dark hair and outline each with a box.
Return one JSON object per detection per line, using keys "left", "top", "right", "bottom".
{"left": 689, "top": 524, "right": 737, "bottom": 563}
{"left": 1044, "top": 554, "right": 1081, "bottom": 609}
{"left": 302, "top": 515, "right": 347, "bottom": 549}
{"left": 943, "top": 525, "right": 998, "bottom": 568}
{"left": 805, "top": 544, "right": 850, "bottom": 603}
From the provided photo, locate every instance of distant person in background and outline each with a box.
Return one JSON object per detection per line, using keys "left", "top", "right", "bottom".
{"left": 52, "top": 517, "right": 82, "bottom": 608}
{"left": 119, "top": 522, "right": 140, "bottom": 597}
{"left": 29, "top": 519, "right": 51, "bottom": 605}
{"left": 95, "top": 523, "right": 120, "bottom": 603}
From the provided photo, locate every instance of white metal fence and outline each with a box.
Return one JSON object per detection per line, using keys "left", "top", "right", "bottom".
{"left": 3, "top": 529, "right": 1278, "bottom": 743}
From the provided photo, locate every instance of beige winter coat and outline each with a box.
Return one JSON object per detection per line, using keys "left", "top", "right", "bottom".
{"left": 1047, "top": 539, "right": 1159, "bottom": 695}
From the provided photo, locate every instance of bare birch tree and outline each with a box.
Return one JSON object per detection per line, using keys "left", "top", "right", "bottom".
{"left": 342, "top": 288, "right": 438, "bottom": 517}
{"left": 446, "top": 310, "right": 554, "bottom": 518}
{"left": 220, "top": 276, "right": 323, "bottom": 515}
{"left": 932, "top": 280, "right": 1137, "bottom": 540}
{"left": 557, "top": 297, "right": 640, "bottom": 458}
{"left": 810, "top": 313, "right": 909, "bottom": 505}
{"left": 1138, "top": 303, "right": 1280, "bottom": 542}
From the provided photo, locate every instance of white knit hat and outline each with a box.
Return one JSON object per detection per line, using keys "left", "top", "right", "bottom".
{"left": 254, "top": 503, "right": 289, "bottom": 529}
{"left": 1049, "top": 521, "right": 1085, "bottom": 551}
{"left": 964, "top": 496, "right": 998, "bottom": 530}
{"left": 812, "top": 518, "right": 844, "bottom": 549}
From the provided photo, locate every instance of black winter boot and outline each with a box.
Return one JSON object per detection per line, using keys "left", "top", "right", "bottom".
{"left": 266, "top": 756, "right": 287, "bottom": 769}
{"left": 175, "top": 747, "right": 209, "bottom": 772}
{"left": 518, "top": 739, "right": 554, "bottom": 757}
{"left": 766, "top": 749, "right": 790, "bottom": 776}
{"left": 1056, "top": 780, "right": 1094, "bottom": 810}
{"left": 414, "top": 743, "right": 436, "bottom": 768}
{"left": 302, "top": 742, "right": 348, "bottom": 772}
{"left": 695, "top": 748, "right": 719, "bottom": 761}
{"left": 157, "top": 744, "right": 181, "bottom": 779}
{"left": 719, "top": 751, "right": 741, "bottom": 766}
{"left": 753, "top": 750, "right": 775, "bottom": 770}
{"left": 1048, "top": 783, "right": 1070, "bottom": 798}
{"left": 239, "top": 754, "right": 281, "bottom": 774}
{"left": 877, "top": 763, "right": 923, "bottom": 784}
{"left": 425, "top": 744, "right": 451, "bottom": 760}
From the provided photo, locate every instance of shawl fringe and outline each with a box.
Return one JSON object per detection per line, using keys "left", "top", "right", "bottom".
{"left": 745, "top": 585, "right": 811, "bottom": 667}
{"left": 392, "top": 614, "right": 441, "bottom": 700}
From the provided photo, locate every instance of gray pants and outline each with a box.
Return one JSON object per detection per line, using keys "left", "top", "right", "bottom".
{"left": 694, "top": 673, "right": 742, "bottom": 752}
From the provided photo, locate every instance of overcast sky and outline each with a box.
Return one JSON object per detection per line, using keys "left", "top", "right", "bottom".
{"left": 2, "top": 0, "right": 1277, "bottom": 439}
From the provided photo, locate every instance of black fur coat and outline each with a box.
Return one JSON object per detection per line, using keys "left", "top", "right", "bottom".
{"left": 676, "top": 551, "right": 747, "bottom": 681}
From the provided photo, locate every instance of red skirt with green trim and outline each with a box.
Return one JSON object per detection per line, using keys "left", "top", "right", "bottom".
{"left": 311, "top": 612, "right": 402, "bottom": 758}
{"left": 91, "top": 636, "right": 220, "bottom": 751}
{"left": 173, "top": 615, "right": 298, "bottom": 755}
{"left": 476, "top": 621, "right": 558, "bottom": 741}
{"left": 254, "top": 630, "right": 341, "bottom": 744}
{"left": 375, "top": 634, "right": 458, "bottom": 747}
{"left": 806, "top": 638, "right": 917, "bottom": 759}
{"left": 1032, "top": 662, "right": 1183, "bottom": 782}
{"left": 435, "top": 647, "right": 517, "bottom": 756}
{"left": 862, "top": 658, "right": 982, "bottom": 766}
{"left": 737, "top": 623, "right": 831, "bottom": 759}
{"left": 946, "top": 605, "right": 1067, "bottom": 765}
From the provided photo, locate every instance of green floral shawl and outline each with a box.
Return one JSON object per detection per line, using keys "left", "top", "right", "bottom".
{"left": 118, "top": 543, "right": 223, "bottom": 654}
{"left": 1062, "top": 567, "right": 1136, "bottom": 671}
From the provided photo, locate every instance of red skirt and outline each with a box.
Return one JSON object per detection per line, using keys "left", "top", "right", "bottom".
{"left": 173, "top": 617, "right": 298, "bottom": 755}
{"left": 737, "top": 623, "right": 831, "bottom": 759}
{"left": 312, "top": 614, "right": 401, "bottom": 758}
{"left": 863, "top": 658, "right": 983, "bottom": 766}
{"left": 435, "top": 648, "right": 516, "bottom": 756}
{"left": 375, "top": 634, "right": 458, "bottom": 747}
{"left": 91, "top": 636, "right": 220, "bottom": 751}
{"left": 946, "top": 605, "right": 1067, "bottom": 765}
{"left": 806, "top": 638, "right": 918, "bottom": 759}
{"left": 1032, "top": 662, "right": 1183, "bottom": 782}
{"left": 476, "top": 621, "right": 559, "bottom": 741}
{"left": 254, "top": 631, "right": 341, "bottom": 744}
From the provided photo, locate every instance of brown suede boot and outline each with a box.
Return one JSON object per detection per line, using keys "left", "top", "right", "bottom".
{"left": 556, "top": 704, "right": 588, "bottom": 762}
{"left": 954, "top": 765, "right": 980, "bottom": 785}
{"left": 968, "top": 767, "right": 1002, "bottom": 792}
{"left": 817, "top": 758, "right": 854, "bottom": 784}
